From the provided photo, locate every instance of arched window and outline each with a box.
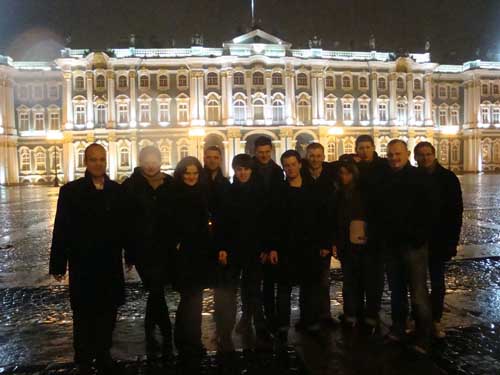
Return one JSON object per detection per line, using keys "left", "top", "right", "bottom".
{"left": 327, "top": 142, "right": 336, "bottom": 161}
{"left": 297, "top": 99, "right": 311, "bottom": 123}
{"left": 482, "top": 140, "right": 492, "bottom": 163}
{"left": 159, "top": 75, "right": 169, "bottom": 89}
{"left": 234, "top": 100, "right": 246, "bottom": 124}
{"left": 378, "top": 77, "right": 387, "bottom": 90}
{"left": 158, "top": 103, "right": 170, "bottom": 123}
{"left": 272, "top": 99, "right": 285, "bottom": 123}
{"left": 35, "top": 149, "right": 46, "bottom": 171}
{"left": 160, "top": 145, "right": 171, "bottom": 166}
{"left": 139, "top": 75, "right": 149, "bottom": 88}
{"left": 179, "top": 144, "right": 189, "bottom": 159}
{"left": 440, "top": 141, "right": 450, "bottom": 163}
{"left": 177, "top": 102, "right": 189, "bottom": 123}
{"left": 272, "top": 73, "right": 283, "bottom": 86}
{"left": 75, "top": 105, "right": 86, "bottom": 126}
{"left": 207, "top": 99, "right": 220, "bottom": 122}
{"left": 451, "top": 142, "right": 460, "bottom": 163}
{"left": 397, "top": 77, "right": 405, "bottom": 90}
{"left": 359, "top": 76, "right": 368, "bottom": 89}
{"left": 20, "top": 149, "right": 31, "bottom": 172}
{"left": 253, "top": 72, "right": 264, "bottom": 86}
{"left": 207, "top": 72, "right": 218, "bottom": 86}
{"left": 414, "top": 79, "right": 422, "bottom": 90}
{"left": 178, "top": 75, "right": 188, "bottom": 87}
{"left": 118, "top": 103, "right": 129, "bottom": 124}
{"left": 325, "top": 76, "right": 335, "bottom": 88}
{"left": 95, "top": 104, "right": 107, "bottom": 126}
{"left": 397, "top": 102, "right": 407, "bottom": 123}
{"left": 77, "top": 149, "right": 86, "bottom": 169}
{"left": 343, "top": 139, "right": 354, "bottom": 155}
{"left": 139, "top": 103, "right": 151, "bottom": 123}
{"left": 342, "top": 76, "right": 352, "bottom": 89}
{"left": 18, "top": 111, "right": 30, "bottom": 132}
{"left": 234, "top": 72, "right": 245, "bottom": 85}
{"left": 253, "top": 99, "right": 265, "bottom": 120}
{"left": 297, "top": 73, "right": 308, "bottom": 87}
{"left": 96, "top": 75, "right": 105, "bottom": 89}
{"left": 325, "top": 101, "right": 336, "bottom": 121}
{"left": 34, "top": 111, "right": 45, "bottom": 131}
{"left": 118, "top": 76, "right": 128, "bottom": 88}
{"left": 75, "top": 76, "right": 85, "bottom": 90}
{"left": 119, "top": 147, "right": 130, "bottom": 168}
{"left": 482, "top": 84, "right": 489, "bottom": 96}
{"left": 493, "top": 141, "right": 500, "bottom": 163}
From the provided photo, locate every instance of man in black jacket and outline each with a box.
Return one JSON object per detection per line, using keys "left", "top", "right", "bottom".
{"left": 378, "top": 139, "right": 432, "bottom": 354}
{"left": 300, "top": 143, "right": 337, "bottom": 328}
{"left": 214, "top": 154, "right": 276, "bottom": 353}
{"left": 236, "top": 136, "right": 283, "bottom": 333}
{"left": 414, "top": 141, "right": 463, "bottom": 339}
{"left": 49, "top": 144, "right": 128, "bottom": 374}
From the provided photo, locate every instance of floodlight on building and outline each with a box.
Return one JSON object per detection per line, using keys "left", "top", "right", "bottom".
{"left": 441, "top": 125, "right": 459, "bottom": 135}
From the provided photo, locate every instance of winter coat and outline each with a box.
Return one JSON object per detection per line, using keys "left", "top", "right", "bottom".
{"left": 49, "top": 172, "right": 127, "bottom": 311}
{"left": 169, "top": 182, "right": 213, "bottom": 290}
{"left": 300, "top": 161, "right": 337, "bottom": 199}
{"left": 122, "top": 167, "right": 174, "bottom": 288}
{"left": 376, "top": 163, "right": 432, "bottom": 251}
{"left": 203, "top": 167, "right": 231, "bottom": 229}
{"left": 273, "top": 181, "right": 333, "bottom": 284}
{"left": 425, "top": 163, "right": 463, "bottom": 260}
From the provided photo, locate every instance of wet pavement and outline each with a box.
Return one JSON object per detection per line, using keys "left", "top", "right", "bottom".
{"left": 0, "top": 174, "right": 500, "bottom": 374}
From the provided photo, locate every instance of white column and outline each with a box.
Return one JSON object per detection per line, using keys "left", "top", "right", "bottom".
{"left": 474, "top": 79, "right": 481, "bottom": 127}
{"left": 407, "top": 74, "right": 414, "bottom": 125}
{"left": 227, "top": 128, "right": 241, "bottom": 165}
{"left": 63, "top": 136, "right": 75, "bottom": 182}
{"left": 0, "top": 75, "right": 5, "bottom": 130}
{"left": 63, "top": 72, "right": 73, "bottom": 129}
{"left": 370, "top": 72, "right": 379, "bottom": 124}
{"left": 221, "top": 71, "right": 228, "bottom": 122}
{"left": 389, "top": 73, "right": 397, "bottom": 125}
{"left": 86, "top": 71, "right": 94, "bottom": 129}
{"left": 129, "top": 71, "right": 137, "bottom": 128}
{"left": 106, "top": 71, "right": 116, "bottom": 128}
{"left": 108, "top": 134, "right": 117, "bottom": 180}
{"left": 265, "top": 72, "right": 272, "bottom": 124}
{"left": 464, "top": 83, "right": 469, "bottom": 127}
{"left": 317, "top": 72, "right": 325, "bottom": 122}
{"left": 285, "top": 69, "right": 296, "bottom": 124}
{"left": 6, "top": 79, "right": 15, "bottom": 134}
{"left": 130, "top": 133, "right": 138, "bottom": 169}
{"left": 197, "top": 74, "right": 205, "bottom": 125}
{"left": 424, "top": 74, "right": 433, "bottom": 125}
{"left": 246, "top": 71, "right": 252, "bottom": 124}
{"left": 189, "top": 72, "right": 198, "bottom": 123}
{"left": 311, "top": 73, "right": 319, "bottom": 123}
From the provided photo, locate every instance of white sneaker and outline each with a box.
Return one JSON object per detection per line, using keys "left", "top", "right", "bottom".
{"left": 433, "top": 322, "right": 446, "bottom": 339}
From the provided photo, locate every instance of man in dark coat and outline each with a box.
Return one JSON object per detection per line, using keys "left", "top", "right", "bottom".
{"left": 274, "top": 150, "right": 333, "bottom": 344}
{"left": 122, "top": 146, "right": 174, "bottom": 359}
{"left": 214, "top": 154, "right": 274, "bottom": 353}
{"left": 300, "top": 143, "right": 337, "bottom": 328}
{"left": 414, "top": 141, "right": 463, "bottom": 339}
{"left": 236, "top": 136, "right": 283, "bottom": 332}
{"left": 377, "top": 139, "right": 432, "bottom": 354}
{"left": 49, "top": 143, "right": 127, "bottom": 374}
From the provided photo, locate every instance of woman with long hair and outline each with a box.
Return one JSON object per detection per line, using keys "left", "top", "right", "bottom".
{"left": 170, "top": 156, "right": 212, "bottom": 372}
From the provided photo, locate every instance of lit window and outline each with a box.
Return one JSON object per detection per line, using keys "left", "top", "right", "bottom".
{"left": 179, "top": 145, "right": 189, "bottom": 159}
{"left": 272, "top": 73, "right": 283, "bottom": 86}
{"left": 414, "top": 103, "right": 424, "bottom": 123}
{"left": 118, "top": 76, "right": 128, "bottom": 88}
{"left": 492, "top": 108, "right": 500, "bottom": 124}
{"left": 139, "top": 103, "right": 150, "bottom": 123}
{"left": 49, "top": 112, "right": 60, "bottom": 130}
{"left": 34, "top": 112, "right": 45, "bottom": 130}
{"left": 342, "top": 102, "right": 353, "bottom": 122}
{"left": 178, "top": 103, "right": 189, "bottom": 122}
{"left": 439, "top": 109, "right": 448, "bottom": 126}
{"left": 95, "top": 104, "right": 107, "bottom": 126}
{"left": 253, "top": 72, "right": 264, "bottom": 86}
{"left": 35, "top": 150, "right": 46, "bottom": 171}
{"left": 325, "top": 102, "right": 336, "bottom": 121}
{"left": 160, "top": 145, "right": 171, "bottom": 166}
{"left": 450, "top": 109, "right": 459, "bottom": 125}
{"left": 378, "top": 103, "right": 388, "bottom": 122}
{"left": 343, "top": 141, "right": 354, "bottom": 155}
{"left": 234, "top": 72, "right": 245, "bottom": 85}
{"left": 75, "top": 105, "right": 86, "bottom": 126}
{"left": 234, "top": 100, "right": 246, "bottom": 124}
{"left": 272, "top": 100, "right": 284, "bottom": 123}
{"left": 118, "top": 104, "right": 129, "bottom": 124}
{"left": 119, "top": 148, "right": 130, "bottom": 168}
{"left": 297, "top": 100, "right": 311, "bottom": 123}
{"left": 19, "top": 112, "right": 30, "bottom": 131}
{"left": 297, "top": 73, "right": 308, "bottom": 87}
{"left": 359, "top": 103, "right": 369, "bottom": 122}
{"left": 159, "top": 103, "right": 170, "bottom": 123}
{"left": 253, "top": 99, "right": 265, "bottom": 120}
{"left": 327, "top": 142, "right": 336, "bottom": 161}
{"left": 397, "top": 103, "right": 406, "bottom": 123}
{"left": 481, "top": 106, "right": 490, "bottom": 124}
{"left": 207, "top": 73, "right": 218, "bottom": 86}
{"left": 77, "top": 149, "right": 85, "bottom": 169}
{"left": 207, "top": 99, "right": 220, "bottom": 122}
{"left": 20, "top": 150, "right": 31, "bottom": 172}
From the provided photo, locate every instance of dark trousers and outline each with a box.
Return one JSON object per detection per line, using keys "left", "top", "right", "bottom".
{"left": 214, "top": 261, "right": 266, "bottom": 336}
{"left": 174, "top": 287, "right": 204, "bottom": 357}
{"left": 262, "top": 264, "right": 278, "bottom": 322}
{"left": 72, "top": 307, "right": 117, "bottom": 365}
{"left": 145, "top": 284, "right": 172, "bottom": 343}
{"left": 429, "top": 255, "right": 446, "bottom": 322}
{"left": 277, "top": 280, "right": 320, "bottom": 330}
{"left": 340, "top": 247, "right": 384, "bottom": 325}
{"left": 318, "top": 256, "right": 332, "bottom": 320}
{"left": 386, "top": 244, "right": 432, "bottom": 345}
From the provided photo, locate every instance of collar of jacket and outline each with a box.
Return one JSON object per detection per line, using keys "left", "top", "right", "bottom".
{"left": 389, "top": 162, "right": 413, "bottom": 176}
{"left": 204, "top": 167, "right": 226, "bottom": 183}
{"left": 84, "top": 170, "right": 112, "bottom": 190}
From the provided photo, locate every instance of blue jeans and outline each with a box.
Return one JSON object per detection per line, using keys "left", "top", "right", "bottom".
{"left": 386, "top": 244, "right": 432, "bottom": 346}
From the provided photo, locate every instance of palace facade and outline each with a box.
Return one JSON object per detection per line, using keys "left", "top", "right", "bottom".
{"left": 1, "top": 29, "right": 499, "bottom": 184}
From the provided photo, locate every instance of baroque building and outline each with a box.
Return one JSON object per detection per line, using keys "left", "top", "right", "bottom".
{"left": 0, "top": 29, "right": 499, "bottom": 184}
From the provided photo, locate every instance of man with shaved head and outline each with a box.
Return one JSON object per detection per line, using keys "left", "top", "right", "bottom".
{"left": 377, "top": 139, "right": 433, "bottom": 354}
{"left": 50, "top": 143, "right": 128, "bottom": 374}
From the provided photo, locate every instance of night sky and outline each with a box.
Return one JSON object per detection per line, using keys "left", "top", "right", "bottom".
{"left": 0, "top": 0, "right": 499, "bottom": 64}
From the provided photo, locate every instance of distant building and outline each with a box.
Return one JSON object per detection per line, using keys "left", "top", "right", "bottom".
{"left": 0, "top": 29, "right": 499, "bottom": 184}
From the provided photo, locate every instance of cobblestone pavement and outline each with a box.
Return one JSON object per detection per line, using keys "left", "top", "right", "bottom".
{"left": 0, "top": 175, "right": 500, "bottom": 374}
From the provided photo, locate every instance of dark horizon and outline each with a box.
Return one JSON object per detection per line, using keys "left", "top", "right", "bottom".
{"left": 0, "top": 0, "right": 498, "bottom": 64}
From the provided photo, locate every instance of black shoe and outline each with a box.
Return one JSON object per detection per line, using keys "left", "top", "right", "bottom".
{"left": 235, "top": 315, "right": 252, "bottom": 335}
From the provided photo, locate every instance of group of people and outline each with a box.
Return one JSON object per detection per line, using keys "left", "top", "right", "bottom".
{"left": 49, "top": 134, "right": 463, "bottom": 374}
